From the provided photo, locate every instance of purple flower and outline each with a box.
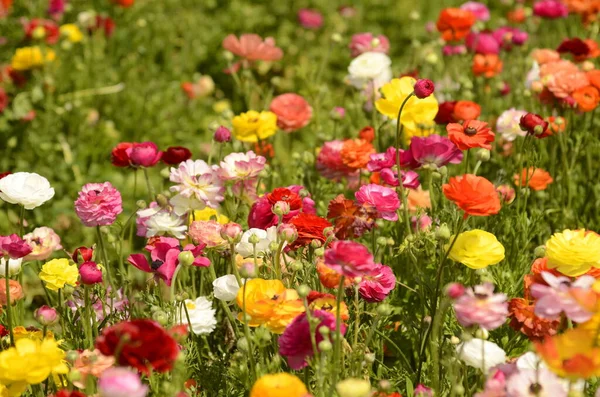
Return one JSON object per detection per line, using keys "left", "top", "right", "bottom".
{"left": 74, "top": 182, "right": 123, "bottom": 227}
{"left": 531, "top": 271, "right": 595, "bottom": 323}
{"left": 403, "top": 134, "right": 463, "bottom": 169}
{"left": 460, "top": 1, "right": 490, "bottom": 21}
{"left": 453, "top": 282, "right": 508, "bottom": 330}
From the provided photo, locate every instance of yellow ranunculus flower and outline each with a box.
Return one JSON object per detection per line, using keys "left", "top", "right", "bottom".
{"left": 403, "top": 120, "right": 436, "bottom": 144}
{"left": 59, "top": 24, "right": 83, "bottom": 43}
{"left": 546, "top": 229, "right": 600, "bottom": 277}
{"left": 236, "top": 278, "right": 304, "bottom": 333}
{"left": 375, "top": 77, "right": 439, "bottom": 131}
{"left": 11, "top": 46, "right": 56, "bottom": 71}
{"left": 250, "top": 373, "right": 308, "bottom": 397}
{"left": 0, "top": 338, "right": 68, "bottom": 394}
{"left": 336, "top": 378, "right": 372, "bottom": 397}
{"left": 192, "top": 207, "right": 229, "bottom": 224}
{"left": 13, "top": 326, "right": 54, "bottom": 342}
{"left": 39, "top": 258, "right": 79, "bottom": 291}
{"left": 447, "top": 230, "right": 505, "bottom": 269}
{"left": 232, "top": 110, "right": 278, "bottom": 143}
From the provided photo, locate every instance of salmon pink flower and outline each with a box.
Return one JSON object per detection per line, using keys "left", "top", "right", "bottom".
{"left": 324, "top": 240, "right": 377, "bottom": 279}
{"left": 297, "top": 9, "right": 323, "bottom": 29}
{"left": 349, "top": 33, "right": 390, "bottom": 58}
{"left": 126, "top": 142, "right": 162, "bottom": 167}
{"left": 358, "top": 263, "right": 396, "bottom": 302}
{"left": 169, "top": 159, "right": 224, "bottom": 216}
{"left": 453, "top": 282, "right": 508, "bottom": 330}
{"left": 317, "top": 140, "right": 360, "bottom": 185}
{"left": 75, "top": 182, "right": 123, "bottom": 227}
{"left": 189, "top": 220, "right": 226, "bottom": 250}
{"left": 355, "top": 184, "right": 400, "bottom": 221}
{"left": 279, "top": 310, "right": 344, "bottom": 370}
{"left": 23, "top": 227, "right": 62, "bottom": 261}
{"left": 269, "top": 93, "right": 313, "bottom": 132}
{"left": 222, "top": 33, "right": 283, "bottom": 64}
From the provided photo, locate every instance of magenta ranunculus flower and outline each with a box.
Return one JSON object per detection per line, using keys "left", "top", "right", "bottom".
{"left": 380, "top": 168, "right": 420, "bottom": 189}
{"left": 214, "top": 126, "right": 231, "bottom": 143}
{"left": 298, "top": 8, "right": 323, "bottom": 29}
{"left": 355, "top": 184, "right": 400, "bottom": 221}
{"left": 80, "top": 261, "right": 103, "bottom": 285}
{"left": 414, "top": 79, "right": 435, "bottom": 99}
{"left": 403, "top": 134, "right": 463, "bottom": 169}
{"left": 530, "top": 271, "right": 595, "bottom": 323}
{"left": 358, "top": 263, "right": 396, "bottom": 302}
{"left": 460, "top": 1, "right": 490, "bottom": 21}
{"left": 0, "top": 234, "right": 33, "bottom": 259}
{"left": 126, "top": 142, "right": 162, "bottom": 167}
{"left": 278, "top": 310, "right": 345, "bottom": 370}
{"left": 74, "top": 182, "right": 123, "bottom": 227}
{"left": 453, "top": 282, "right": 508, "bottom": 331}
{"left": 493, "top": 27, "right": 529, "bottom": 50}
{"left": 533, "top": 0, "right": 569, "bottom": 19}
{"left": 466, "top": 32, "right": 500, "bottom": 55}
{"left": 349, "top": 33, "right": 390, "bottom": 58}
{"left": 324, "top": 240, "right": 377, "bottom": 279}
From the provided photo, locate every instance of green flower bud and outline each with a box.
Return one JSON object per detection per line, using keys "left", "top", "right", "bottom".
{"left": 178, "top": 250, "right": 195, "bottom": 267}
{"left": 297, "top": 285, "right": 311, "bottom": 298}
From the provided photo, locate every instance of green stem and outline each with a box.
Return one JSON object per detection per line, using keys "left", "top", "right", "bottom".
{"left": 241, "top": 281, "right": 258, "bottom": 383}
{"left": 170, "top": 265, "right": 183, "bottom": 300}
{"left": 331, "top": 276, "right": 346, "bottom": 391}
{"left": 208, "top": 263, "right": 239, "bottom": 336}
{"left": 274, "top": 241, "right": 285, "bottom": 281}
{"left": 4, "top": 259, "right": 14, "bottom": 346}
{"left": 142, "top": 167, "right": 155, "bottom": 202}
{"left": 230, "top": 243, "right": 243, "bottom": 287}
{"left": 395, "top": 93, "right": 415, "bottom": 236}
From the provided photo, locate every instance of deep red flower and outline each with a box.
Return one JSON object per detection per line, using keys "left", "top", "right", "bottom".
{"left": 0, "top": 324, "right": 7, "bottom": 337}
{"left": 414, "top": 79, "right": 435, "bottom": 99}
{"left": 95, "top": 319, "right": 180, "bottom": 374}
{"left": 289, "top": 213, "right": 332, "bottom": 249}
{"left": 556, "top": 37, "right": 590, "bottom": 57}
{"left": 0, "top": 87, "right": 8, "bottom": 114}
{"left": 434, "top": 101, "right": 457, "bottom": 124}
{"left": 111, "top": 142, "right": 134, "bottom": 167}
{"left": 519, "top": 113, "right": 549, "bottom": 137}
{"left": 162, "top": 146, "right": 192, "bottom": 165}
{"left": 92, "top": 15, "right": 116, "bottom": 37}
{"left": 51, "top": 391, "right": 87, "bottom": 397}
{"left": 23, "top": 18, "right": 60, "bottom": 44}
{"left": 71, "top": 246, "right": 94, "bottom": 264}
{"left": 267, "top": 187, "right": 303, "bottom": 210}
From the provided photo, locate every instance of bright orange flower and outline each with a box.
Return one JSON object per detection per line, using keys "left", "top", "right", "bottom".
{"left": 572, "top": 85, "right": 600, "bottom": 112}
{"left": 588, "top": 70, "right": 600, "bottom": 90}
{"left": 535, "top": 327, "right": 600, "bottom": 380}
{"left": 316, "top": 260, "right": 352, "bottom": 289}
{"left": 436, "top": 8, "right": 476, "bottom": 42}
{"left": 472, "top": 54, "right": 503, "bottom": 78}
{"left": 446, "top": 120, "right": 495, "bottom": 150}
{"left": 540, "top": 116, "right": 567, "bottom": 138}
{"left": 508, "top": 298, "right": 559, "bottom": 341}
{"left": 442, "top": 174, "right": 501, "bottom": 217}
{"left": 340, "top": 138, "right": 376, "bottom": 170}
{"left": 452, "top": 100, "right": 481, "bottom": 121}
{"left": 507, "top": 7, "right": 526, "bottom": 23}
{"left": 514, "top": 167, "right": 553, "bottom": 191}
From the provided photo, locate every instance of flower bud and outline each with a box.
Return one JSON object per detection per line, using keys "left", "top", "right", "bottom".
{"left": 239, "top": 261, "right": 256, "bottom": 279}
{"left": 79, "top": 261, "right": 103, "bottom": 285}
{"left": 376, "top": 237, "right": 388, "bottom": 247}
{"left": 268, "top": 241, "right": 279, "bottom": 251}
{"left": 445, "top": 282, "right": 465, "bottom": 299}
{"left": 272, "top": 201, "right": 290, "bottom": 216}
{"left": 277, "top": 223, "right": 298, "bottom": 243}
{"left": 220, "top": 222, "right": 243, "bottom": 243}
{"left": 237, "top": 337, "right": 250, "bottom": 352}
{"left": 534, "top": 245, "right": 546, "bottom": 258}
{"left": 314, "top": 247, "right": 325, "bottom": 256}
{"left": 474, "top": 148, "right": 490, "bottom": 162}
{"left": 378, "top": 380, "right": 392, "bottom": 392}
{"left": 318, "top": 325, "right": 330, "bottom": 336}
{"left": 376, "top": 303, "right": 392, "bottom": 316}
{"left": 156, "top": 194, "right": 169, "bottom": 207}
{"left": 318, "top": 340, "right": 332, "bottom": 352}
{"left": 475, "top": 328, "right": 489, "bottom": 340}
{"left": 66, "top": 350, "right": 80, "bottom": 363}
{"left": 331, "top": 33, "right": 343, "bottom": 43}
{"left": 330, "top": 106, "right": 346, "bottom": 120}
{"left": 178, "top": 251, "right": 195, "bottom": 267}
{"left": 248, "top": 233, "right": 261, "bottom": 245}
{"left": 519, "top": 113, "right": 548, "bottom": 136}
{"left": 290, "top": 260, "right": 303, "bottom": 271}
{"left": 72, "top": 246, "right": 94, "bottom": 264}
{"left": 310, "top": 239, "right": 322, "bottom": 249}
{"left": 413, "top": 79, "right": 435, "bottom": 99}
{"left": 436, "top": 224, "right": 451, "bottom": 240}
{"left": 136, "top": 200, "right": 147, "bottom": 209}
{"left": 364, "top": 353, "right": 376, "bottom": 363}
{"left": 297, "top": 285, "right": 311, "bottom": 298}
{"left": 35, "top": 305, "right": 59, "bottom": 326}
{"left": 152, "top": 310, "right": 168, "bottom": 325}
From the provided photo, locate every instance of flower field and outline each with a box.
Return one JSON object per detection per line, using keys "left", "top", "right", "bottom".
{"left": 1, "top": 0, "right": 600, "bottom": 396}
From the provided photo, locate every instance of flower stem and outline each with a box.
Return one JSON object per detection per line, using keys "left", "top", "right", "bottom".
{"left": 170, "top": 265, "right": 183, "bottom": 300}
{"left": 142, "top": 167, "right": 155, "bottom": 202}
{"left": 241, "top": 281, "right": 258, "bottom": 383}
{"left": 274, "top": 241, "right": 285, "bottom": 281}
{"left": 395, "top": 92, "right": 415, "bottom": 237}
{"left": 96, "top": 226, "right": 116, "bottom": 303}
{"left": 4, "top": 260, "right": 14, "bottom": 346}
{"left": 230, "top": 243, "right": 243, "bottom": 287}
{"left": 331, "top": 276, "right": 346, "bottom": 391}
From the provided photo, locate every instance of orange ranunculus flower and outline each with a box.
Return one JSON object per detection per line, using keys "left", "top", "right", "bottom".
{"left": 452, "top": 100, "right": 481, "bottom": 121}
{"left": 0, "top": 278, "right": 23, "bottom": 306}
{"left": 532, "top": 49, "right": 561, "bottom": 65}
{"left": 340, "top": 138, "right": 375, "bottom": 170}
{"left": 572, "top": 85, "right": 600, "bottom": 112}
{"left": 507, "top": 7, "right": 526, "bottom": 23}
{"left": 542, "top": 116, "right": 567, "bottom": 137}
{"left": 442, "top": 174, "right": 501, "bottom": 217}
{"left": 472, "top": 54, "right": 503, "bottom": 78}
{"left": 435, "top": 8, "right": 476, "bottom": 42}
{"left": 535, "top": 327, "right": 600, "bottom": 380}
{"left": 588, "top": 70, "right": 600, "bottom": 90}
{"left": 236, "top": 278, "right": 304, "bottom": 334}
{"left": 307, "top": 291, "right": 350, "bottom": 321}
{"left": 407, "top": 186, "right": 431, "bottom": 213}
{"left": 446, "top": 120, "right": 495, "bottom": 150}
{"left": 316, "top": 260, "right": 352, "bottom": 289}
{"left": 514, "top": 167, "right": 554, "bottom": 191}
{"left": 508, "top": 298, "right": 559, "bottom": 341}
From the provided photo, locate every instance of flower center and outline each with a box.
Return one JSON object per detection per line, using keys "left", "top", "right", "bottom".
{"left": 464, "top": 127, "right": 478, "bottom": 136}
{"left": 529, "top": 382, "right": 542, "bottom": 395}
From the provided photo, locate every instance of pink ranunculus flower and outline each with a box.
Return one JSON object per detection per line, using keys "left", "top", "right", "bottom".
{"left": 316, "top": 140, "right": 360, "bottom": 185}
{"left": 531, "top": 271, "right": 596, "bottom": 323}
{"left": 493, "top": 27, "right": 528, "bottom": 50}
{"left": 269, "top": 93, "right": 313, "bottom": 132}
{"left": 189, "top": 220, "right": 227, "bottom": 250}
{"left": 412, "top": 214, "right": 433, "bottom": 232}
{"left": 222, "top": 33, "right": 283, "bottom": 63}
{"left": 355, "top": 184, "right": 401, "bottom": 221}
{"left": 98, "top": 367, "right": 148, "bottom": 397}
{"left": 0, "top": 234, "right": 33, "bottom": 259}
{"left": 349, "top": 33, "right": 390, "bottom": 58}
{"left": 358, "top": 263, "right": 396, "bottom": 302}
{"left": 219, "top": 151, "right": 266, "bottom": 181}
{"left": 414, "top": 384, "right": 434, "bottom": 397}
{"left": 533, "top": 0, "right": 569, "bottom": 18}
{"left": 79, "top": 261, "right": 103, "bottom": 285}
{"left": 74, "top": 182, "right": 123, "bottom": 227}
{"left": 297, "top": 8, "right": 323, "bottom": 29}
{"left": 460, "top": 1, "right": 490, "bottom": 21}
{"left": 453, "top": 282, "right": 508, "bottom": 331}
{"left": 380, "top": 168, "right": 420, "bottom": 189}
{"left": 23, "top": 227, "right": 62, "bottom": 261}
{"left": 466, "top": 32, "right": 500, "bottom": 55}
{"left": 367, "top": 147, "right": 402, "bottom": 172}
{"left": 169, "top": 159, "right": 225, "bottom": 216}
{"left": 126, "top": 142, "right": 162, "bottom": 167}
{"left": 278, "top": 310, "right": 344, "bottom": 370}
{"left": 324, "top": 240, "right": 377, "bottom": 279}
{"left": 474, "top": 370, "right": 506, "bottom": 397}
{"left": 403, "top": 134, "right": 463, "bottom": 169}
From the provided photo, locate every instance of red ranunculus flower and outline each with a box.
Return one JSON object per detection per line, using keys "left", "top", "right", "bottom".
{"left": 434, "top": 101, "right": 457, "bottom": 124}
{"left": 0, "top": 324, "right": 8, "bottom": 337}
{"left": 51, "top": 391, "right": 87, "bottom": 397}
{"left": 95, "top": 319, "right": 179, "bottom": 374}
{"left": 23, "top": 18, "right": 60, "bottom": 44}
{"left": 289, "top": 213, "right": 332, "bottom": 249}
{"left": 111, "top": 142, "right": 134, "bottom": 167}
{"left": 0, "top": 87, "right": 8, "bottom": 114}
{"left": 162, "top": 146, "right": 192, "bottom": 165}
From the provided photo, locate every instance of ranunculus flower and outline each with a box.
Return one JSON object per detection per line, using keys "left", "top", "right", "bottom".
{"left": 98, "top": 367, "right": 148, "bottom": 397}
{"left": 355, "top": 184, "right": 400, "bottom": 221}
{"left": 466, "top": 32, "right": 500, "bottom": 55}
{"left": 111, "top": 142, "right": 134, "bottom": 167}
{"left": 219, "top": 151, "right": 266, "bottom": 181}
{"left": 0, "top": 258, "right": 22, "bottom": 277}
{"left": 79, "top": 261, "right": 103, "bottom": 285}
{"left": 402, "top": 134, "right": 463, "bottom": 169}
{"left": 231, "top": 110, "right": 278, "bottom": 143}
{"left": 250, "top": 373, "right": 308, "bottom": 397}
{"left": 349, "top": 33, "right": 390, "bottom": 58}
{"left": 0, "top": 278, "right": 24, "bottom": 305}
{"left": 0, "top": 172, "right": 55, "bottom": 209}
{"left": 460, "top": 1, "right": 490, "bottom": 21}
{"left": 289, "top": 213, "right": 331, "bottom": 249}
{"left": 443, "top": 174, "right": 501, "bottom": 217}
{"left": 126, "top": 142, "right": 162, "bottom": 167}
{"left": 212, "top": 274, "right": 242, "bottom": 301}
{"left": 545, "top": 229, "right": 600, "bottom": 277}
{"left": 324, "top": 240, "right": 377, "bottom": 279}
{"left": 436, "top": 8, "right": 476, "bottom": 42}
{"left": 23, "top": 227, "right": 62, "bottom": 261}
{"left": 453, "top": 282, "right": 508, "bottom": 330}
{"left": 169, "top": 159, "right": 225, "bottom": 215}
{"left": 457, "top": 338, "right": 506, "bottom": 371}
{"left": 269, "top": 93, "right": 313, "bottom": 132}
{"left": 0, "top": 234, "right": 33, "bottom": 259}
{"left": 248, "top": 185, "right": 315, "bottom": 229}
{"left": 447, "top": 229, "right": 505, "bottom": 269}
{"left": 222, "top": 34, "right": 283, "bottom": 64}
{"left": 236, "top": 227, "right": 278, "bottom": 258}
{"left": 74, "top": 182, "right": 123, "bottom": 227}
{"left": 496, "top": 108, "right": 528, "bottom": 141}
{"left": 189, "top": 220, "right": 227, "bottom": 250}
{"left": 316, "top": 140, "right": 360, "bottom": 184}
{"left": 347, "top": 52, "right": 392, "bottom": 90}
{"left": 214, "top": 125, "right": 231, "bottom": 142}
{"left": 179, "top": 297, "right": 217, "bottom": 335}
{"left": 297, "top": 8, "right": 323, "bottom": 29}
{"left": 39, "top": 258, "right": 79, "bottom": 291}
{"left": 533, "top": 0, "right": 569, "bottom": 19}
{"left": 358, "top": 263, "right": 396, "bottom": 302}
{"left": 34, "top": 305, "right": 59, "bottom": 326}
{"left": 161, "top": 146, "right": 192, "bottom": 165}
{"left": 514, "top": 167, "right": 554, "bottom": 191}
{"left": 413, "top": 79, "right": 435, "bottom": 99}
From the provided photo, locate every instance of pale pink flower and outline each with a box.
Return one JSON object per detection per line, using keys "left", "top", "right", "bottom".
{"left": 460, "top": 1, "right": 490, "bottom": 21}
{"left": 269, "top": 93, "right": 313, "bottom": 132}
{"left": 23, "top": 227, "right": 62, "bottom": 261}
{"left": 531, "top": 271, "right": 595, "bottom": 323}
{"left": 73, "top": 349, "right": 116, "bottom": 389}
{"left": 453, "top": 282, "right": 508, "bottom": 330}
{"left": 358, "top": 263, "right": 396, "bottom": 302}
{"left": 474, "top": 370, "right": 506, "bottom": 397}
{"left": 324, "top": 240, "right": 377, "bottom": 279}
{"left": 297, "top": 9, "right": 323, "bottom": 29}
{"left": 496, "top": 108, "right": 528, "bottom": 142}
{"left": 355, "top": 184, "right": 400, "bottom": 221}
{"left": 222, "top": 34, "right": 283, "bottom": 63}
{"left": 412, "top": 215, "right": 433, "bottom": 232}
{"left": 169, "top": 159, "right": 224, "bottom": 216}
{"left": 74, "top": 182, "right": 123, "bottom": 227}
{"left": 189, "top": 220, "right": 227, "bottom": 250}
{"left": 349, "top": 33, "right": 390, "bottom": 58}
{"left": 506, "top": 368, "right": 566, "bottom": 397}
{"left": 98, "top": 367, "right": 148, "bottom": 397}
{"left": 219, "top": 151, "right": 266, "bottom": 181}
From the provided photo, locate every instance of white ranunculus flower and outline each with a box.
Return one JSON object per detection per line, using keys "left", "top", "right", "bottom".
{"left": 212, "top": 274, "right": 244, "bottom": 301}
{"left": 0, "top": 172, "right": 55, "bottom": 209}
{"left": 347, "top": 52, "right": 392, "bottom": 89}
{"left": 235, "top": 226, "right": 278, "bottom": 258}
{"left": 0, "top": 257, "right": 23, "bottom": 277}
{"left": 144, "top": 211, "right": 187, "bottom": 239}
{"left": 180, "top": 297, "right": 217, "bottom": 335}
{"left": 457, "top": 338, "right": 506, "bottom": 372}
{"left": 496, "top": 108, "right": 528, "bottom": 142}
